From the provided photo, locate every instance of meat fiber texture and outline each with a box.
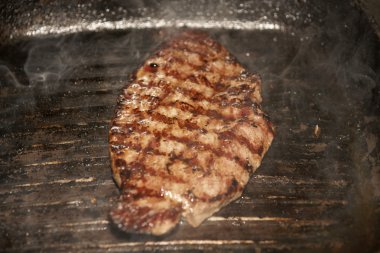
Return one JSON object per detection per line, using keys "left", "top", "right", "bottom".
{"left": 109, "top": 31, "right": 274, "bottom": 235}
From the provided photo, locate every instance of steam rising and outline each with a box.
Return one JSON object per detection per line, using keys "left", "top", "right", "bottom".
{"left": 0, "top": 65, "right": 22, "bottom": 87}
{"left": 0, "top": 1, "right": 379, "bottom": 250}
{"left": 24, "top": 43, "right": 67, "bottom": 89}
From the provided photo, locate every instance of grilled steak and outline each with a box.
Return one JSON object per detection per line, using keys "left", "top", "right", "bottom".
{"left": 109, "top": 31, "right": 274, "bottom": 235}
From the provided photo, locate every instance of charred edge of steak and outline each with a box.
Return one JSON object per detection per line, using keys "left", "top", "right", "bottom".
{"left": 109, "top": 196, "right": 182, "bottom": 235}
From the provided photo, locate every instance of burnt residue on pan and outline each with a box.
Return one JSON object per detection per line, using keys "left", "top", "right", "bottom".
{"left": 0, "top": 0, "right": 379, "bottom": 252}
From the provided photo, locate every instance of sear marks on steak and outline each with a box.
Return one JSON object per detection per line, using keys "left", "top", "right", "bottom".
{"left": 109, "top": 31, "right": 274, "bottom": 235}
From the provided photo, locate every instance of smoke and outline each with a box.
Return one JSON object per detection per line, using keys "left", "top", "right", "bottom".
{"left": 0, "top": 64, "right": 22, "bottom": 87}
{"left": 0, "top": 1, "right": 379, "bottom": 250}
{"left": 260, "top": 2, "right": 378, "bottom": 125}
{"left": 24, "top": 43, "right": 67, "bottom": 91}
{"left": 0, "top": 0, "right": 377, "bottom": 165}
{"left": 0, "top": 60, "right": 34, "bottom": 121}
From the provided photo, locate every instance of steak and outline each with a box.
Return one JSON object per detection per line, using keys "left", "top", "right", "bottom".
{"left": 109, "top": 31, "right": 274, "bottom": 235}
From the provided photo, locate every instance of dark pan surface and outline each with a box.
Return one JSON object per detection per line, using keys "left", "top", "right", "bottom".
{"left": 0, "top": 1, "right": 379, "bottom": 252}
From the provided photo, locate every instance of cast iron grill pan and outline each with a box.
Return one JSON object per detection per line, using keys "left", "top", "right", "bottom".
{"left": 0, "top": 0, "right": 379, "bottom": 252}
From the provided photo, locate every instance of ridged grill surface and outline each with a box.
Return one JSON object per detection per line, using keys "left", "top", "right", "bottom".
{"left": 0, "top": 1, "right": 379, "bottom": 252}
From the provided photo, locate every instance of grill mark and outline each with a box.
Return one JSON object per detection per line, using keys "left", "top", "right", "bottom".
{"left": 110, "top": 197, "right": 181, "bottom": 232}
{"left": 164, "top": 73, "right": 258, "bottom": 108}
{"left": 162, "top": 64, "right": 248, "bottom": 96}
{"left": 168, "top": 152, "right": 208, "bottom": 175}
{"left": 121, "top": 186, "right": 163, "bottom": 200}
{"left": 113, "top": 110, "right": 202, "bottom": 134}
{"left": 161, "top": 101, "right": 230, "bottom": 121}
{"left": 111, "top": 204, "right": 149, "bottom": 223}
{"left": 154, "top": 204, "right": 182, "bottom": 223}
{"left": 152, "top": 76, "right": 256, "bottom": 120}
{"left": 258, "top": 146, "right": 264, "bottom": 156}
{"left": 113, "top": 117, "right": 264, "bottom": 177}
{"left": 112, "top": 120, "right": 153, "bottom": 134}
{"left": 165, "top": 135, "right": 246, "bottom": 169}
{"left": 152, "top": 105, "right": 207, "bottom": 132}
{"left": 219, "top": 129, "right": 262, "bottom": 155}
{"left": 126, "top": 131, "right": 188, "bottom": 184}
{"left": 213, "top": 82, "right": 228, "bottom": 92}
{"left": 177, "top": 119, "right": 202, "bottom": 132}
{"left": 136, "top": 134, "right": 185, "bottom": 183}
{"left": 110, "top": 140, "right": 143, "bottom": 152}
{"left": 132, "top": 79, "right": 169, "bottom": 90}
{"left": 111, "top": 136, "right": 185, "bottom": 184}
{"left": 109, "top": 31, "right": 274, "bottom": 235}
{"left": 164, "top": 99, "right": 257, "bottom": 122}
{"left": 115, "top": 138, "right": 210, "bottom": 183}
{"left": 190, "top": 74, "right": 214, "bottom": 89}
{"left": 113, "top": 108, "right": 236, "bottom": 136}
{"left": 117, "top": 151, "right": 186, "bottom": 186}
{"left": 227, "top": 84, "right": 255, "bottom": 97}
{"left": 112, "top": 130, "right": 249, "bottom": 182}
{"left": 175, "top": 85, "right": 210, "bottom": 101}
{"left": 119, "top": 168, "right": 132, "bottom": 181}
{"left": 207, "top": 178, "right": 240, "bottom": 203}
{"left": 115, "top": 158, "right": 127, "bottom": 169}
{"left": 111, "top": 142, "right": 168, "bottom": 161}
{"left": 165, "top": 69, "right": 182, "bottom": 80}
{"left": 120, "top": 79, "right": 172, "bottom": 101}
{"left": 113, "top": 132, "right": 246, "bottom": 183}
{"left": 128, "top": 160, "right": 187, "bottom": 185}
{"left": 176, "top": 85, "right": 260, "bottom": 108}
{"left": 115, "top": 162, "right": 145, "bottom": 187}
{"left": 123, "top": 94, "right": 161, "bottom": 105}
{"left": 150, "top": 111, "right": 175, "bottom": 125}
{"left": 162, "top": 55, "right": 204, "bottom": 71}
{"left": 112, "top": 113, "right": 260, "bottom": 170}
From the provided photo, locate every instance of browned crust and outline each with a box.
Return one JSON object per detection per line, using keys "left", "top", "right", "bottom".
{"left": 108, "top": 30, "right": 274, "bottom": 235}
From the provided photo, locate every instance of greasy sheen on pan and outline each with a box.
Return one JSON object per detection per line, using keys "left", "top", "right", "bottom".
{"left": 109, "top": 31, "right": 274, "bottom": 235}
